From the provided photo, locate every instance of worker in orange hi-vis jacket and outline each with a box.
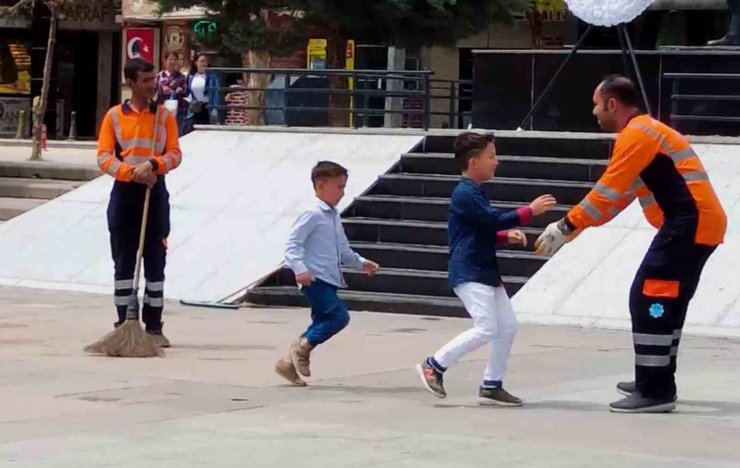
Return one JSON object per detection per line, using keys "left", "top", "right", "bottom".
{"left": 97, "top": 58, "right": 182, "bottom": 348}
{"left": 535, "top": 75, "right": 726, "bottom": 414}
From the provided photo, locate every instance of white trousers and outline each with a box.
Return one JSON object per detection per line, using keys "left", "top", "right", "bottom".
{"left": 433, "top": 282, "right": 517, "bottom": 383}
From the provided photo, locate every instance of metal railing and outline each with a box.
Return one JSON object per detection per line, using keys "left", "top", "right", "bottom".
{"left": 206, "top": 67, "right": 471, "bottom": 130}
{"left": 429, "top": 79, "right": 472, "bottom": 129}
{"left": 664, "top": 72, "right": 740, "bottom": 127}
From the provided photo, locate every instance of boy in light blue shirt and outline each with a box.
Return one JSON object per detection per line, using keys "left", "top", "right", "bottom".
{"left": 276, "top": 161, "right": 380, "bottom": 386}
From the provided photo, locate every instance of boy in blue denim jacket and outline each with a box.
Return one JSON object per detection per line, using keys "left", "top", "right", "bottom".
{"left": 417, "top": 132, "right": 556, "bottom": 406}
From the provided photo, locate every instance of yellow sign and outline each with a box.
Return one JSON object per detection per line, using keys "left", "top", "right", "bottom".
{"left": 346, "top": 40, "right": 355, "bottom": 126}
{"left": 307, "top": 38, "right": 327, "bottom": 69}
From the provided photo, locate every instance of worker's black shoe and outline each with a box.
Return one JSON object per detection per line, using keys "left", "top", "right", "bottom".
{"left": 146, "top": 323, "right": 171, "bottom": 348}
{"left": 609, "top": 391, "right": 676, "bottom": 413}
{"left": 616, "top": 380, "right": 676, "bottom": 401}
{"left": 616, "top": 380, "right": 636, "bottom": 396}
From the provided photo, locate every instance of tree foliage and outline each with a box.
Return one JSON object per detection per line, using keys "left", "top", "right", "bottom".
{"left": 153, "top": 0, "right": 528, "bottom": 57}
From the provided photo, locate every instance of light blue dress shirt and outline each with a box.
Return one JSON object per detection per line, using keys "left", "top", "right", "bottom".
{"left": 284, "top": 197, "right": 366, "bottom": 288}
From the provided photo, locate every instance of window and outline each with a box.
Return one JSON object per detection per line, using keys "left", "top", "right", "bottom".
{"left": 0, "top": 42, "right": 31, "bottom": 95}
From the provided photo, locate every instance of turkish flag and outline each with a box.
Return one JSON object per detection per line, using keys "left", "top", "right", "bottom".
{"left": 124, "top": 28, "right": 156, "bottom": 64}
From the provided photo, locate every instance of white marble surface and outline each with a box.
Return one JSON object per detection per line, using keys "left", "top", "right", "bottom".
{"left": 0, "top": 130, "right": 423, "bottom": 302}
{"left": 513, "top": 143, "right": 740, "bottom": 337}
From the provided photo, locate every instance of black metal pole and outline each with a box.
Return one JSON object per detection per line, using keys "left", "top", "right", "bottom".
{"left": 620, "top": 24, "right": 652, "bottom": 116}
{"left": 423, "top": 74, "right": 431, "bottom": 130}
{"left": 283, "top": 72, "right": 290, "bottom": 126}
{"left": 449, "top": 81, "right": 456, "bottom": 128}
{"left": 671, "top": 78, "right": 680, "bottom": 128}
{"left": 616, "top": 26, "right": 632, "bottom": 79}
{"left": 517, "top": 25, "right": 593, "bottom": 130}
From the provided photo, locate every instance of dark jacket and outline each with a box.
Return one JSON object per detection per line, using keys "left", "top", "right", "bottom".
{"left": 448, "top": 177, "right": 532, "bottom": 290}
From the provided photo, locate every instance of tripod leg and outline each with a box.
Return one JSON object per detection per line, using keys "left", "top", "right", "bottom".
{"left": 617, "top": 27, "right": 632, "bottom": 79}
{"left": 621, "top": 24, "right": 653, "bottom": 116}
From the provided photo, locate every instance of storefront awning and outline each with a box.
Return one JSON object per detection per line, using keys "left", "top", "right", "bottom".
{"left": 122, "top": 0, "right": 208, "bottom": 21}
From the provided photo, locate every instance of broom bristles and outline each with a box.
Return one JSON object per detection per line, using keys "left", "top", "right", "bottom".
{"left": 84, "top": 320, "right": 163, "bottom": 358}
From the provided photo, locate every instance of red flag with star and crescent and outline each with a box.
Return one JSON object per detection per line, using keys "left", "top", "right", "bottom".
{"left": 124, "top": 28, "right": 156, "bottom": 64}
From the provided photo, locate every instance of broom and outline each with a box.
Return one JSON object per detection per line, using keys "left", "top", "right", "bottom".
{"left": 85, "top": 103, "right": 163, "bottom": 358}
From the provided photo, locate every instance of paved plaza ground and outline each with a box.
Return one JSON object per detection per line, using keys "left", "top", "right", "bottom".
{"left": 0, "top": 286, "right": 738, "bottom": 467}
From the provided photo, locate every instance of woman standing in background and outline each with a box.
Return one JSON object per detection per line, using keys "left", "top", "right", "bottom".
{"left": 185, "top": 53, "right": 220, "bottom": 131}
{"left": 156, "top": 52, "right": 189, "bottom": 135}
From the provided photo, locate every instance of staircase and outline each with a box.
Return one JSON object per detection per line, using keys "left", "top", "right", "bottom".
{"left": 0, "top": 161, "right": 99, "bottom": 222}
{"left": 245, "top": 134, "right": 611, "bottom": 317}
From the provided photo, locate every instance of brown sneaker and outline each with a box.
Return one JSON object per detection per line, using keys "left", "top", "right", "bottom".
{"left": 274, "top": 358, "right": 307, "bottom": 386}
{"left": 290, "top": 338, "right": 313, "bottom": 377}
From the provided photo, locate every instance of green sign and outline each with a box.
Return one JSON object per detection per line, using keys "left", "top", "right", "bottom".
{"left": 192, "top": 20, "right": 217, "bottom": 40}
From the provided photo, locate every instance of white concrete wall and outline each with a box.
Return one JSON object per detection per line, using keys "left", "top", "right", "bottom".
{"left": 0, "top": 130, "right": 422, "bottom": 303}
{"left": 512, "top": 143, "right": 740, "bottom": 338}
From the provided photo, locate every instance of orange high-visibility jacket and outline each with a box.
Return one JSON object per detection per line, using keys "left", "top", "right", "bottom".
{"left": 97, "top": 102, "right": 182, "bottom": 181}
{"left": 566, "top": 115, "right": 726, "bottom": 246}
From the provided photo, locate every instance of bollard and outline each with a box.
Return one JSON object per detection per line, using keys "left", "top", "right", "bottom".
{"left": 15, "top": 110, "right": 26, "bottom": 139}
{"left": 66, "top": 111, "right": 77, "bottom": 141}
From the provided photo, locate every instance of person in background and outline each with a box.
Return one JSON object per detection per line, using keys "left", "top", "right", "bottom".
{"left": 185, "top": 53, "right": 220, "bottom": 130}
{"left": 177, "top": 52, "right": 190, "bottom": 76}
{"left": 156, "top": 52, "right": 188, "bottom": 135}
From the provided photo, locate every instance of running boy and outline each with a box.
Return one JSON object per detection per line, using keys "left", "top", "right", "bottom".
{"left": 416, "top": 131, "right": 556, "bottom": 406}
{"left": 276, "top": 161, "right": 380, "bottom": 386}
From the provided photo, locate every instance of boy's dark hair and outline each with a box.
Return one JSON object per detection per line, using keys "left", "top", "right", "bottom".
{"left": 124, "top": 58, "right": 154, "bottom": 82}
{"left": 599, "top": 74, "right": 638, "bottom": 108}
{"left": 454, "top": 131, "right": 495, "bottom": 172}
{"left": 311, "top": 161, "right": 348, "bottom": 186}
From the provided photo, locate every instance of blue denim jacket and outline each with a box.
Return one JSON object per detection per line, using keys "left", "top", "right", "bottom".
{"left": 448, "top": 178, "right": 531, "bottom": 290}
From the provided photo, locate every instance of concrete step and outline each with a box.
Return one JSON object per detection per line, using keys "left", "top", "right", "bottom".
{"left": 399, "top": 153, "right": 606, "bottom": 181}
{"left": 374, "top": 173, "right": 593, "bottom": 205}
{"left": 253, "top": 266, "right": 525, "bottom": 303}
{"left": 0, "top": 197, "right": 46, "bottom": 220}
{"left": 349, "top": 195, "right": 570, "bottom": 227}
{"left": 344, "top": 217, "right": 542, "bottom": 251}
{"left": 422, "top": 134, "right": 613, "bottom": 159}
{"left": 350, "top": 241, "right": 547, "bottom": 277}
{"left": 0, "top": 177, "right": 82, "bottom": 199}
{"left": 0, "top": 161, "right": 98, "bottom": 181}
{"left": 245, "top": 286, "right": 467, "bottom": 317}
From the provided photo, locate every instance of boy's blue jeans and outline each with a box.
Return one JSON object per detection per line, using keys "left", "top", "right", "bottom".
{"left": 301, "top": 280, "right": 350, "bottom": 346}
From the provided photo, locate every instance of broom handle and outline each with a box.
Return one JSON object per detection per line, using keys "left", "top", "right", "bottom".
{"left": 132, "top": 188, "right": 151, "bottom": 289}
{"left": 132, "top": 104, "right": 160, "bottom": 290}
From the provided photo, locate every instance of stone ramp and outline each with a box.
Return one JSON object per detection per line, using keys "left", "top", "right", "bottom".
{"left": 0, "top": 130, "right": 423, "bottom": 302}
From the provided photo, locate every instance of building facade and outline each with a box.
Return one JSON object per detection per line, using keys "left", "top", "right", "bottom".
{"left": 0, "top": 0, "right": 122, "bottom": 139}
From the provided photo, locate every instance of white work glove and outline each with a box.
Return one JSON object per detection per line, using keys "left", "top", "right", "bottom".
{"left": 535, "top": 221, "right": 567, "bottom": 256}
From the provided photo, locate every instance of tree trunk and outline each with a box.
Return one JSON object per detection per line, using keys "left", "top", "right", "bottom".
{"left": 31, "top": 3, "right": 57, "bottom": 161}
{"left": 384, "top": 47, "right": 406, "bottom": 128}
{"left": 326, "top": 30, "right": 349, "bottom": 128}
{"left": 241, "top": 50, "right": 270, "bottom": 126}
